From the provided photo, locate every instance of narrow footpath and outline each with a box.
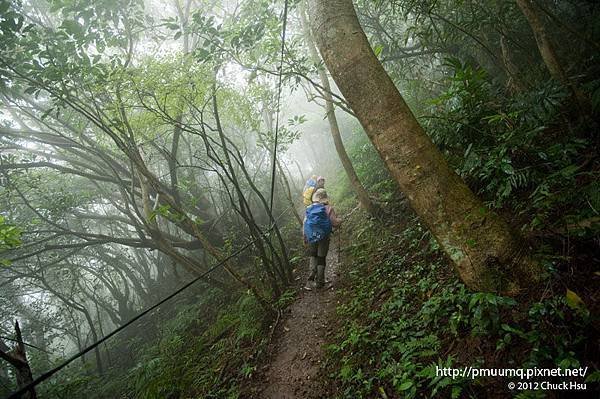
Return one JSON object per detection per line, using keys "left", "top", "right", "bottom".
{"left": 252, "top": 243, "right": 341, "bottom": 398}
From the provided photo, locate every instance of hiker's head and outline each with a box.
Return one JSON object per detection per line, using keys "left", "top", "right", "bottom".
{"left": 313, "top": 188, "right": 329, "bottom": 204}
{"left": 316, "top": 176, "right": 325, "bottom": 188}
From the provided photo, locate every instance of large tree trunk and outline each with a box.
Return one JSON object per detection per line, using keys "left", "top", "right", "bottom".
{"left": 299, "top": 2, "right": 380, "bottom": 218}
{"left": 515, "top": 0, "right": 588, "bottom": 111}
{"left": 307, "top": 0, "right": 540, "bottom": 294}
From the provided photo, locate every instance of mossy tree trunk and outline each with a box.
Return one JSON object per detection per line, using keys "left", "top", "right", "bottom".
{"left": 299, "top": 2, "right": 380, "bottom": 218}
{"left": 307, "top": 0, "right": 540, "bottom": 295}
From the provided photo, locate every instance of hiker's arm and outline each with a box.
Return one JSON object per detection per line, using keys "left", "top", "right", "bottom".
{"left": 329, "top": 208, "right": 342, "bottom": 227}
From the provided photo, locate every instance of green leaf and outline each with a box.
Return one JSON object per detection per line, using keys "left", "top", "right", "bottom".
{"left": 340, "top": 364, "right": 352, "bottom": 379}
{"left": 194, "top": 48, "right": 211, "bottom": 62}
{"left": 0, "top": 1, "right": 10, "bottom": 14}
{"left": 61, "top": 20, "right": 84, "bottom": 37}
{"left": 585, "top": 370, "right": 600, "bottom": 383}
{"left": 565, "top": 288, "right": 586, "bottom": 313}
{"left": 500, "top": 162, "right": 514, "bottom": 175}
{"left": 164, "top": 22, "right": 180, "bottom": 30}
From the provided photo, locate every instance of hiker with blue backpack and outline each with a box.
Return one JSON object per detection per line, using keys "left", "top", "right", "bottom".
{"left": 303, "top": 188, "right": 342, "bottom": 289}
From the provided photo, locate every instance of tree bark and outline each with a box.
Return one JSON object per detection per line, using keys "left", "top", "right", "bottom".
{"left": 307, "top": 0, "right": 540, "bottom": 295}
{"left": 299, "top": 2, "right": 380, "bottom": 218}
{"left": 81, "top": 308, "right": 104, "bottom": 374}
{"left": 515, "top": 0, "right": 588, "bottom": 111}
{"left": 500, "top": 34, "right": 527, "bottom": 94}
{"left": 277, "top": 158, "right": 304, "bottom": 226}
{"left": 0, "top": 322, "right": 37, "bottom": 399}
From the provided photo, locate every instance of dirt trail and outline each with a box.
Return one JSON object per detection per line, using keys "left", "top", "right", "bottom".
{"left": 253, "top": 244, "right": 340, "bottom": 398}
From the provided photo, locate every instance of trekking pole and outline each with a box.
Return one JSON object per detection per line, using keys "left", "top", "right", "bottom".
{"left": 337, "top": 223, "right": 341, "bottom": 265}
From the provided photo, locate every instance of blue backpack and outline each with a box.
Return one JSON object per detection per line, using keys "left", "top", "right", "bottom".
{"left": 304, "top": 203, "right": 332, "bottom": 244}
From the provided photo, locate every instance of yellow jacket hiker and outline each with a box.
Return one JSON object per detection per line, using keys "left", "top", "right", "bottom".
{"left": 302, "top": 175, "right": 325, "bottom": 206}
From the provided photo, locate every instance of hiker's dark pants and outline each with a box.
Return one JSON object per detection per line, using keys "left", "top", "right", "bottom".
{"left": 307, "top": 237, "right": 330, "bottom": 287}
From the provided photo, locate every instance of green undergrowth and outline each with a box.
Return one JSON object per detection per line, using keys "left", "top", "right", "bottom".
{"left": 26, "top": 204, "right": 307, "bottom": 399}
{"left": 126, "top": 294, "right": 267, "bottom": 399}
{"left": 40, "top": 290, "right": 271, "bottom": 399}
{"left": 323, "top": 208, "right": 598, "bottom": 398}
{"left": 37, "top": 234, "right": 304, "bottom": 399}
{"left": 322, "top": 59, "right": 599, "bottom": 397}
